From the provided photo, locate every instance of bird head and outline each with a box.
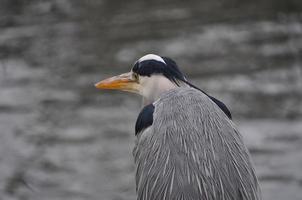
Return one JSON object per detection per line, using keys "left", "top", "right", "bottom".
{"left": 95, "top": 54, "right": 232, "bottom": 118}
{"left": 95, "top": 54, "right": 186, "bottom": 104}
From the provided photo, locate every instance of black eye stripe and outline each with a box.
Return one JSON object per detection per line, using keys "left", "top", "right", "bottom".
{"left": 132, "top": 60, "right": 165, "bottom": 76}
{"left": 131, "top": 57, "right": 186, "bottom": 87}
{"left": 132, "top": 60, "right": 182, "bottom": 76}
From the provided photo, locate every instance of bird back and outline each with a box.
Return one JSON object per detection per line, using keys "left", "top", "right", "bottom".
{"left": 133, "top": 87, "right": 261, "bottom": 200}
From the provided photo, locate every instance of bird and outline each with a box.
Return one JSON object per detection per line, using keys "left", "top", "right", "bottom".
{"left": 95, "top": 54, "right": 261, "bottom": 200}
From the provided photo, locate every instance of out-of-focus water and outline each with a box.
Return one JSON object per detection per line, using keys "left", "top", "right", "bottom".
{"left": 0, "top": 0, "right": 302, "bottom": 200}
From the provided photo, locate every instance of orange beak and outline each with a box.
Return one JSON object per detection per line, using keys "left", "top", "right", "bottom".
{"left": 95, "top": 72, "right": 140, "bottom": 93}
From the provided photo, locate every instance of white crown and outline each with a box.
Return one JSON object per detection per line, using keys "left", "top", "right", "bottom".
{"left": 138, "top": 54, "right": 166, "bottom": 65}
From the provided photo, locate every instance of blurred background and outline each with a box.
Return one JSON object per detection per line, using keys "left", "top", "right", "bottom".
{"left": 0, "top": 0, "right": 302, "bottom": 200}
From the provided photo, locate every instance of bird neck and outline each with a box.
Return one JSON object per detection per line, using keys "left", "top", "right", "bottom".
{"left": 141, "top": 76, "right": 186, "bottom": 106}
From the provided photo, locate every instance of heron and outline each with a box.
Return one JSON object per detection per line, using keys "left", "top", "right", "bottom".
{"left": 95, "top": 54, "right": 261, "bottom": 200}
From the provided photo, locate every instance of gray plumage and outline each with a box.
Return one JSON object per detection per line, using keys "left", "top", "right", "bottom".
{"left": 133, "top": 87, "right": 261, "bottom": 200}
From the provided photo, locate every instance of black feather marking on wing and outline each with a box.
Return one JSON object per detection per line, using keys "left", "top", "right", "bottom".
{"left": 135, "top": 104, "right": 155, "bottom": 135}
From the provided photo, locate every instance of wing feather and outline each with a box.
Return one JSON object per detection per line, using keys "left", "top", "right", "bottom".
{"left": 133, "top": 88, "right": 261, "bottom": 200}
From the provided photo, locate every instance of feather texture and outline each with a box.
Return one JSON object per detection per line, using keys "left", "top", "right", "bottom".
{"left": 133, "top": 87, "right": 261, "bottom": 200}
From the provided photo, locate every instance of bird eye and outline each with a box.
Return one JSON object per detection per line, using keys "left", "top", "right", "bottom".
{"left": 133, "top": 73, "right": 139, "bottom": 81}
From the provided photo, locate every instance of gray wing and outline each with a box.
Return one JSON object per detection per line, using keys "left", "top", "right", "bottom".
{"left": 133, "top": 88, "right": 261, "bottom": 200}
